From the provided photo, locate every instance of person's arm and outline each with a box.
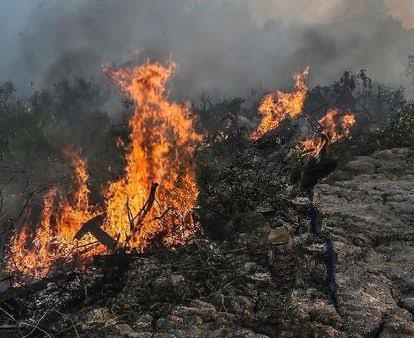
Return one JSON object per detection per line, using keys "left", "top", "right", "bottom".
{"left": 316, "top": 132, "right": 331, "bottom": 157}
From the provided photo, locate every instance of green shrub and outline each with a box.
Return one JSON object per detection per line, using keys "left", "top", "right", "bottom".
{"left": 359, "top": 103, "right": 414, "bottom": 154}
{"left": 379, "top": 104, "right": 414, "bottom": 148}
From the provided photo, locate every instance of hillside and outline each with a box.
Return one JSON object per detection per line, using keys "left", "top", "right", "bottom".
{"left": 1, "top": 146, "right": 413, "bottom": 338}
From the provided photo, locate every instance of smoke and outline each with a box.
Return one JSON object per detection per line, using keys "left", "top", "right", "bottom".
{"left": 249, "top": 0, "right": 365, "bottom": 26}
{"left": 385, "top": 0, "right": 414, "bottom": 30}
{"left": 0, "top": 0, "right": 413, "bottom": 99}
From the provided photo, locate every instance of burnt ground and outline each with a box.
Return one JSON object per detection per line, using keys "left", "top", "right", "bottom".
{"left": 0, "top": 146, "right": 413, "bottom": 338}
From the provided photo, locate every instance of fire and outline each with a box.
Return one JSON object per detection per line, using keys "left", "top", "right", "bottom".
{"left": 4, "top": 150, "right": 101, "bottom": 283}
{"left": 251, "top": 67, "right": 309, "bottom": 140}
{"left": 4, "top": 60, "right": 202, "bottom": 284}
{"left": 102, "top": 60, "right": 202, "bottom": 250}
{"left": 251, "top": 67, "right": 356, "bottom": 154}
{"left": 4, "top": 61, "right": 356, "bottom": 284}
{"left": 299, "top": 108, "right": 357, "bottom": 156}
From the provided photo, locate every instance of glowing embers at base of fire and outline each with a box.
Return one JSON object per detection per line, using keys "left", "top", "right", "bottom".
{"left": 251, "top": 67, "right": 309, "bottom": 140}
{"left": 298, "top": 109, "right": 357, "bottom": 156}
{"left": 5, "top": 61, "right": 202, "bottom": 284}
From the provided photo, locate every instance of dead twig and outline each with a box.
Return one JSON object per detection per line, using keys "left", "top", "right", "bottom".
{"left": 55, "top": 310, "right": 81, "bottom": 338}
{"left": 22, "top": 312, "right": 49, "bottom": 338}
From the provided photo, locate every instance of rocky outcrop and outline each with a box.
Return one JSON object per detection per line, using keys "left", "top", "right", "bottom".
{"left": 314, "top": 148, "right": 414, "bottom": 337}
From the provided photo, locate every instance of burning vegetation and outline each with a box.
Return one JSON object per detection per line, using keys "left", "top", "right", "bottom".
{"left": 298, "top": 108, "right": 357, "bottom": 157}
{"left": 4, "top": 150, "right": 101, "bottom": 283}
{"left": 1, "top": 57, "right": 414, "bottom": 338}
{"left": 102, "top": 61, "right": 202, "bottom": 250}
{"left": 4, "top": 61, "right": 202, "bottom": 284}
{"left": 251, "top": 66, "right": 357, "bottom": 156}
{"left": 251, "top": 67, "right": 309, "bottom": 140}
{"left": 3, "top": 60, "right": 359, "bottom": 284}
{"left": 4, "top": 61, "right": 401, "bottom": 288}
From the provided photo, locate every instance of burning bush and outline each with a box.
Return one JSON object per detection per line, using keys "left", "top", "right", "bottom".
{"left": 3, "top": 61, "right": 202, "bottom": 284}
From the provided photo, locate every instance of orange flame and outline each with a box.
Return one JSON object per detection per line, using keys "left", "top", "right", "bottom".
{"left": 5, "top": 60, "right": 202, "bottom": 284}
{"left": 4, "top": 150, "right": 101, "bottom": 283}
{"left": 251, "top": 67, "right": 309, "bottom": 140}
{"left": 299, "top": 108, "right": 357, "bottom": 156}
{"left": 102, "top": 60, "right": 202, "bottom": 250}
{"left": 251, "top": 67, "right": 356, "bottom": 154}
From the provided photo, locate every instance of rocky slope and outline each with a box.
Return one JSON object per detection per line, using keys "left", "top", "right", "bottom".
{"left": 1, "top": 148, "right": 413, "bottom": 338}
{"left": 315, "top": 148, "right": 414, "bottom": 337}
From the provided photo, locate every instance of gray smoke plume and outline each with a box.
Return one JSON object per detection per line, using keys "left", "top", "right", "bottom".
{"left": 0, "top": 0, "right": 413, "bottom": 99}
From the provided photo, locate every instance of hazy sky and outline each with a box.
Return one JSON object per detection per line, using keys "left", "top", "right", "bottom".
{"left": 0, "top": 0, "right": 413, "bottom": 98}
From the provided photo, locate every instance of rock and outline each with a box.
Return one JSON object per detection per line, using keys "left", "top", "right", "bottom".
{"left": 402, "top": 298, "right": 414, "bottom": 313}
{"left": 134, "top": 314, "right": 153, "bottom": 331}
{"left": 227, "top": 295, "right": 256, "bottom": 316}
{"left": 169, "top": 275, "right": 185, "bottom": 286}
{"left": 155, "top": 318, "right": 167, "bottom": 330}
{"left": 114, "top": 324, "right": 140, "bottom": 338}
{"left": 248, "top": 272, "right": 272, "bottom": 286}
{"left": 314, "top": 148, "right": 414, "bottom": 336}
{"left": 345, "top": 156, "right": 376, "bottom": 174}
{"left": 163, "top": 315, "right": 184, "bottom": 330}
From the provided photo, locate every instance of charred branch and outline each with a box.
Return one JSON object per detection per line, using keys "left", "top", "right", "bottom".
{"left": 126, "top": 182, "right": 159, "bottom": 233}
{"left": 74, "top": 213, "right": 118, "bottom": 252}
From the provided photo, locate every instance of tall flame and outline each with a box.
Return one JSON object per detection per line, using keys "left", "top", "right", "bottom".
{"left": 251, "top": 67, "right": 309, "bottom": 140}
{"left": 102, "top": 61, "right": 202, "bottom": 250}
{"left": 5, "top": 61, "right": 202, "bottom": 284}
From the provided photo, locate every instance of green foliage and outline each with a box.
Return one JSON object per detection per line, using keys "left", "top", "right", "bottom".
{"left": 116, "top": 243, "right": 245, "bottom": 313}
{"left": 359, "top": 103, "right": 414, "bottom": 154}
{"left": 0, "top": 79, "right": 125, "bottom": 215}
{"left": 379, "top": 104, "right": 414, "bottom": 147}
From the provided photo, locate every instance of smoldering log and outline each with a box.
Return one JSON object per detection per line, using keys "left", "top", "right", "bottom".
{"left": 74, "top": 213, "right": 118, "bottom": 252}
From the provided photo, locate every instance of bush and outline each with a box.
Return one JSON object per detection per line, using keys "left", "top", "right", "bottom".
{"left": 358, "top": 103, "right": 414, "bottom": 154}
{"left": 379, "top": 104, "right": 414, "bottom": 148}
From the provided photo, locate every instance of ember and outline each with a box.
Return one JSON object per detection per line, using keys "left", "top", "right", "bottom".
{"left": 4, "top": 61, "right": 202, "bottom": 284}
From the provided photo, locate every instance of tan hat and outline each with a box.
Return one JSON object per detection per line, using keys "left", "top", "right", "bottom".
{"left": 267, "top": 227, "right": 290, "bottom": 245}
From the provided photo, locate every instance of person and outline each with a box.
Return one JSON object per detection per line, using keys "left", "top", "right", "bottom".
{"left": 260, "top": 208, "right": 292, "bottom": 250}
{"left": 300, "top": 132, "right": 337, "bottom": 194}
{"left": 289, "top": 132, "right": 337, "bottom": 235}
